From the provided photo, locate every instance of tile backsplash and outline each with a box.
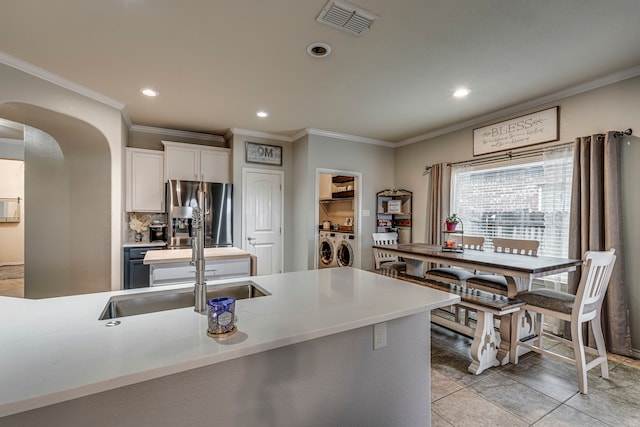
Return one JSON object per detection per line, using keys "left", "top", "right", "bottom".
{"left": 126, "top": 212, "right": 166, "bottom": 243}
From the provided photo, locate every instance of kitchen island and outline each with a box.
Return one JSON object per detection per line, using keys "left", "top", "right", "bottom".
{"left": 142, "top": 246, "right": 252, "bottom": 264}
{"left": 0, "top": 267, "right": 458, "bottom": 426}
{"left": 143, "top": 246, "right": 256, "bottom": 285}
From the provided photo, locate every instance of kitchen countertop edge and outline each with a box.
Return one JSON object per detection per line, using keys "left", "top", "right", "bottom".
{"left": 0, "top": 268, "right": 459, "bottom": 417}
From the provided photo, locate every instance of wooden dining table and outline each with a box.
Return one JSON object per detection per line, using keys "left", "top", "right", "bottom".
{"left": 372, "top": 243, "right": 582, "bottom": 373}
{"left": 373, "top": 243, "right": 581, "bottom": 296}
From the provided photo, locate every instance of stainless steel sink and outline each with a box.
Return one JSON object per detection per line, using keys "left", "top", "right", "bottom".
{"left": 99, "top": 281, "right": 270, "bottom": 320}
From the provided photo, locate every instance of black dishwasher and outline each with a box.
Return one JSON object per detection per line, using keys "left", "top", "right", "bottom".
{"left": 123, "top": 246, "right": 164, "bottom": 289}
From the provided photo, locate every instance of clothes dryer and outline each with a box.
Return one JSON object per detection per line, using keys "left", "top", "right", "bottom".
{"left": 335, "top": 233, "right": 357, "bottom": 267}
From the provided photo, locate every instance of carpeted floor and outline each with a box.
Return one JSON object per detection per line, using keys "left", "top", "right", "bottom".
{"left": 0, "top": 264, "right": 24, "bottom": 280}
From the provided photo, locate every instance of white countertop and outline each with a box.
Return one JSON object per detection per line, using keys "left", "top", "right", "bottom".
{"left": 0, "top": 267, "right": 458, "bottom": 417}
{"left": 143, "top": 246, "right": 251, "bottom": 264}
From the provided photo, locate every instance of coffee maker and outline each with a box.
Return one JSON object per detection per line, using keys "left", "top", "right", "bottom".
{"left": 149, "top": 222, "right": 168, "bottom": 243}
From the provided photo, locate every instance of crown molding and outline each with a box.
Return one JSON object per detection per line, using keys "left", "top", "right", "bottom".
{"left": 0, "top": 50, "right": 125, "bottom": 111}
{"left": 130, "top": 125, "right": 225, "bottom": 142}
{"left": 229, "top": 128, "right": 292, "bottom": 142}
{"left": 291, "top": 129, "right": 308, "bottom": 142}
{"left": 398, "top": 65, "right": 640, "bottom": 147}
{"left": 228, "top": 127, "right": 395, "bottom": 147}
{"left": 121, "top": 107, "right": 132, "bottom": 129}
{"left": 304, "top": 128, "right": 395, "bottom": 147}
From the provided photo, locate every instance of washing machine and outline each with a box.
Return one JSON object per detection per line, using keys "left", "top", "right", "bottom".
{"left": 335, "top": 233, "right": 357, "bottom": 267}
{"left": 318, "top": 231, "right": 337, "bottom": 268}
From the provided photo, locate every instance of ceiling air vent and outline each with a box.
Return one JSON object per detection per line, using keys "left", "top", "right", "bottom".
{"left": 316, "top": 0, "right": 380, "bottom": 36}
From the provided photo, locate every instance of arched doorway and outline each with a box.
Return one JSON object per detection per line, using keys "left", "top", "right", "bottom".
{"left": 0, "top": 103, "right": 111, "bottom": 298}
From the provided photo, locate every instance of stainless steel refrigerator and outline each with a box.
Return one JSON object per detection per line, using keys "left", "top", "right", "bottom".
{"left": 166, "top": 180, "right": 233, "bottom": 248}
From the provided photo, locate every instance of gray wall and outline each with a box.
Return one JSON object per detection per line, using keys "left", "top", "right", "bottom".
{"left": 395, "top": 75, "right": 640, "bottom": 355}
{"left": 291, "top": 134, "right": 396, "bottom": 272}
{"left": 1, "top": 313, "right": 431, "bottom": 427}
{"left": 292, "top": 134, "right": 311, "bottom": 271}
{"left": 0, "top": 62, "right": 125, "bottom": 293}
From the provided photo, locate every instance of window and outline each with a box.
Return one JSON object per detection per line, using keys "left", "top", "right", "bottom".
{"left": 450, "top": 145, "right": 574, "bottom": 297}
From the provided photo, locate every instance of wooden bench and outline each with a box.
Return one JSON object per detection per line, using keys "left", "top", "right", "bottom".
{"left": 374, "top": 269, "right": 525, "bottom": 375}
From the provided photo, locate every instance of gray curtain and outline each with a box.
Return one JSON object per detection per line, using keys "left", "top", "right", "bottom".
{"left": 568, "top": 131, "right": 632, "bottom": 356}
{"left": 427, "top": 163, "right": 444, "bottom": 245}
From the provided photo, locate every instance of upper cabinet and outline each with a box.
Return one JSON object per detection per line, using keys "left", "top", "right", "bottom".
{"left": 126, "top": 148, "right": 165, "bottom": 212}
{"left": 162, "top": 141, "right": 230, "bottom": 183}
{"left": 200, "top": 148, "right": 231, "bottom": 183}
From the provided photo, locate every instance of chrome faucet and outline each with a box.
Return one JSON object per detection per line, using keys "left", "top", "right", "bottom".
{"left": 191, "top": 206, "right": 207, "bottom": 313}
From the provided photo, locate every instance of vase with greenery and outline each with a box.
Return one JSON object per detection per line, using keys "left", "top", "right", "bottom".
{"left": 129, "top": 213, "right": 150, "bottom": 242}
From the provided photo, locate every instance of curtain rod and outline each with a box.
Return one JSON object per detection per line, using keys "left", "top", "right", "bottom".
{"left": 446, "top": 141, "right": 574, "bottom": 168}
{"left": 615, "top": 128, "right": 633, "bottom": 137}
{"left": 425, "top": 128, "right": 632, "bottom": 171}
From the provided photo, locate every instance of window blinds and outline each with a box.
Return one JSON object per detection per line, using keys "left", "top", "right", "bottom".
{"left": 450, "top": 146, "right": 574, "bottom": 258}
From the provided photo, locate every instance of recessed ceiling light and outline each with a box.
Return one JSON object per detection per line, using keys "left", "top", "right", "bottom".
{"left": 141, "top": 88, "right": 159, "bottom": 97}
{"left": 307, "top": 42, "right": 331, "bottom": 58}
{"left": 453, "top": 88, "right": 470, "bottom": 98}
{"left": 256, "top": 111, "right": 269, "bottom": 118}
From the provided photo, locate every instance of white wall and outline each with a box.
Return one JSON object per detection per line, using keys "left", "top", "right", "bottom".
{"left": 0, "top": 159, "right": 24, "bottom": 264}
{"left": 395, "top": 75, "right": 640, "bottom": 353}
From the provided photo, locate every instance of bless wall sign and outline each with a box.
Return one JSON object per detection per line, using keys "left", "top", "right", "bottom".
{"left": 246, "top": 142, "right": 282, "bottom": 166}
{"left": 473, "top": 106, "right": 559, "bottom": 156}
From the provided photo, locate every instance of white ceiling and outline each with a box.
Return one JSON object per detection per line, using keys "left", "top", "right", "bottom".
{"left": 1, "top": 0, "right": 639, "bottom": 143}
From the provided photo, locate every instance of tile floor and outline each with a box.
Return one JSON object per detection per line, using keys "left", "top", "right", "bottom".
{"left": 430, "top": 323, "right": 640, "bottom": 426}
{"left": 0, "top": 277, "right": 23, "bottom": 298}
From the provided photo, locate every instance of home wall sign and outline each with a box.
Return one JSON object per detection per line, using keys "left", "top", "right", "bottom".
{"left": 246, "top": 142, "right": 282, "bottom": 166}
{"left": 473, "top": 106, "right": 559, "bottom": 156}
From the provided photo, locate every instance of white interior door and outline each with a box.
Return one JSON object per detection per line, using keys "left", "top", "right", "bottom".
{"left": 243, "top": 169, "right": 283, "bottom": 275}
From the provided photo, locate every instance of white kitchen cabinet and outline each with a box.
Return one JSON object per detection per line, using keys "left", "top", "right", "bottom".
{"left": 200, "top": 148, "right": 231, "bottom": 182}
{"left": 126, "top": 148, "right": 165, "bottom": 212}
{"left": 162, "top": 141, "right": 230, "bottom": 183}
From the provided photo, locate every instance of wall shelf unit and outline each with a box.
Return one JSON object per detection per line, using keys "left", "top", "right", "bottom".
{"left": 376, "top": 189, "right": 412, "bottom": 243}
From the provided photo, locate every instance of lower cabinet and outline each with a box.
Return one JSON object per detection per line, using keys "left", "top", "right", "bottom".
{"left": 124, "top": 246, "right": 164, "bottom": 289}
{"left": 149, "top": 257, "right": 251, "bottom": 287}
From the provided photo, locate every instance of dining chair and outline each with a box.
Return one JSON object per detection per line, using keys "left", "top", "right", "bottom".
{"left": 372, "top": 232, "right": 406, "bottom": 272}
{"left": 512, "top": 249, "right": 616, "bottom": 394}
{"left": 425, "top": 235, "right": 485, "bottom": 286}
{"left": 465, "top": 237, "right": 540, "bottom": 296}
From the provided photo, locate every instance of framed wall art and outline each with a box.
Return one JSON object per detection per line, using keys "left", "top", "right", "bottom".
{"left": 246, "top": 142, "right": 282, "bottom": 166}
{"left": 473, "top": 106, "right": 559, "bottom": 156}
